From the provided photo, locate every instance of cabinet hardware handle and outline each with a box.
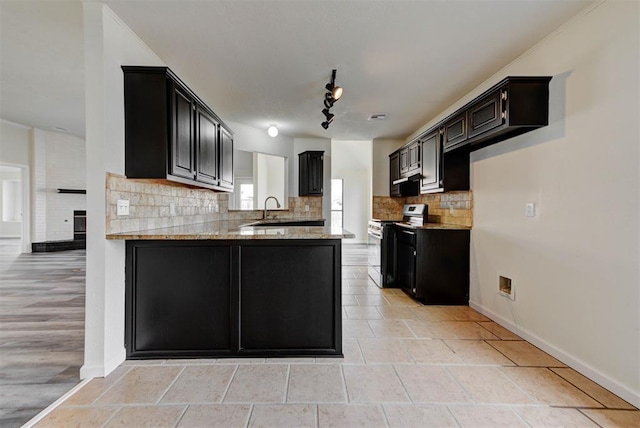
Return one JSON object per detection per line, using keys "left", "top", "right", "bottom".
{"left": 501, "top": 91, "right": 508, "bottom": 101}
{"left": 501, "top": 111, "right": 507, "bottom": 119}
{"left": 413, "top": 251, "right": 417, "bottom": 256}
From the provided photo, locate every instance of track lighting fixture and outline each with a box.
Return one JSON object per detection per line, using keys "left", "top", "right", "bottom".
{"left": 321, "top": 69, "right": 343, "bottom": 130}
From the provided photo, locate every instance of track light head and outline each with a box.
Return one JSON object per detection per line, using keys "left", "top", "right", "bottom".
{"left": 324, "top": 94, "right": 335, "bottom": 109}
{"left": 322, "top": 108, "right": 334, "bottom": 121}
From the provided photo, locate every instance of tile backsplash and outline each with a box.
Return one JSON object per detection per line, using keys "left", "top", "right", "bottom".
{"left": 106, "top": 173, "right": 322, "bottom": 234}
{"left": 373, "top": 191, "right": 473, "bottom": 227}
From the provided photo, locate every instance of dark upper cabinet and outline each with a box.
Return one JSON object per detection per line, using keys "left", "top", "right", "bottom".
{"left": 123, "top": 66, "right": 233, "bottom": 192}
{"left": 399, "top": 147, "right": 409, "bottom": 174}
{"left": 443, "top": 112, "right": 468, "bottom": 152}
{"left": 420, "top": 130, "right": 441, "bottom": 193}
{"left": 418, "top": 128, "right": 469, "bottom": 195}
{"left": 389, "top": 152, "right": 401, "bottom": 197}
{"left": 171, "top": 84, "right": 195, "bottom": 180}
{"left": 468, "top": 89, "right": 503, "bottom": 139}
{"left": 219, "top": 127, "right": 234, "bottom": 190}
{"left": 442, "top": 76, "right": 551, "bottom": 153}
{"left": 407, "top": 141, "right": 420, "bottom": 173}
{"left": 195, "top": 105, "right": 218, "bottom": 185}
{"left": 299, "top": 151, "right": 324, "bottom": 196}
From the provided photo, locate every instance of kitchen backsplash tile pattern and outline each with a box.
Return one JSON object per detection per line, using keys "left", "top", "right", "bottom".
{"left": 373, "top": 191, "right": 473, "bottom": 227}
{"left": 105, "top": 173, "right": 322, "bottom": 234}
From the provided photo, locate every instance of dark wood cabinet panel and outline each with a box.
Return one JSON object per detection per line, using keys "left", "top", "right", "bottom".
{"left": 126, "top": 243, "right": 231, "bottom": 357}
{"left": 443, "top": 112, "right": 468, "bottom": 151}
{"left": 394, "top": 227, "right": 470, "bottom": 305}
{"left": 399, "top": 148, "right": 409, "bottom": 174}
{"left": 389, "top": 152, "right": 401, "bottom": 197}
{"left": 195, "top": 105, "right": 218, "bottom": 185}
{"left": 123, "top": 66, "right": 233, "bottom": 192}
{"left": 239, "top": 244, "right": 339, "bottom": 353}
{"left": 171, "top": 85, "right": 195, "bottom": 180}
{"left": 299, "top": 151, "right": 324, "bottom": 196}
{"left": 468, "top": 89, "right": 504, "bottom": 139}
{"left": 420, "top": 130, "right": 441, "bottom": 193}
{"left": 408, "top": 141, "right": 420, "bottom": 172}
{"left": 125, "top": 239, "right": 343, "bottom": 359}
{"left": 219, "top": 127, "right": 234, "bottom": 190}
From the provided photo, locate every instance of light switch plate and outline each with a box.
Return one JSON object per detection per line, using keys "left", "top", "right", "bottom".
{"left": 117, "top": 199, "right": 129, "bottom": 216}
{"left": 526, "top": 202, "right": 536, "bottom": 217}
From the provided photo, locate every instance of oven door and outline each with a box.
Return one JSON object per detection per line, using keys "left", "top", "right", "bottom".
{"left": 367, "top": 230, "right": 383, "bottom": 288}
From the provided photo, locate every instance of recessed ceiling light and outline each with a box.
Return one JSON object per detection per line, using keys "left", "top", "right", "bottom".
{"left": 267, "top": 125, "right": 278, "bottom": 137}
{"left": 367, "top": 114, "right": 387, "bottom": 121}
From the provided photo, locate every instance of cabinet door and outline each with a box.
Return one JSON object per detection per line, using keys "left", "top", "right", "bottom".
{"left": 170, "top": 85, "right": 195, "bottom": 180}
{"left": 389, "top": 152, "right": 401, "bottom": 197}
{"left": 399, "top": 148, "right": 409, "bottom": 174}
{"left": 408, "top": 142, "right": 420, "bottom": 172}
{"left": 468, "top": 89, "right": 504, "bottom": 139}
{"left": 195, "top": 105, "right": 219, "bottom": 185}
{"left": 308, "top": 152, "right": 324, "bottom": 194}
{"left": 420, "top": 130, "right": 441, "bottom": 193}
{"left": 443, "top": 112, "right": 467, "bottom": 151}
{"left": 127, "top": 244, "right": 231, "bottom": 356}
{"left": 239, "top": 244, "right": 338, "bottom": 351}
{"left": 299, "top": 151, "right": 324, "bottom": 196}
{"left": 219, "top": 127, "right": 234, "bottom": 189}
{"left": 394, "top": 232, "right": 416, "bottom": 295}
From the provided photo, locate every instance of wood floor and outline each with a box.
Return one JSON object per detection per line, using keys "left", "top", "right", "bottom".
{"left": 0, "top": 239, "right": 85, "bottom": 428}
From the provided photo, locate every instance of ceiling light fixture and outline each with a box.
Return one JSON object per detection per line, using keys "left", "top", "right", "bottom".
{"left": 321, "top": 69, "right": 343, "bottom": 130}
{"left": 267, "top": 125, "right": 278, "bottom": 137}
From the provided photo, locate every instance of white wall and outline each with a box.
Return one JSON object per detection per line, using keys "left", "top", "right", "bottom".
{"left": 0, "top": 120, "right": 31, "bottom": 166}
{"left": 227, "top": 120, "right": 294, "bottom": 199}
{"left": 30, "top": 129, "right": 86, "bottom": 242}
{"left": 372, "top": 138, "right": 404, "bottom": 196}
{"left": 294, "top": 138, "right": 332, "bottom": 223}
{"left": 411, "top": 0, "right": 639, "bottom": 406}
{"left": 332, "top": 140, "right": 372, "bottom": 242}
{"left": 82, "top": 3, "right": 164, "bottom": 378}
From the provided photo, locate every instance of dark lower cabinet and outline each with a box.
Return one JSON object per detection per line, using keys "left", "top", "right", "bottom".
{"left": 126, "top": 244, "right": 231, "bottom": 357}
{"left": 394, "top": 227, "right": 470, "bottom": 305}
{"left": 239, "top": 244, "right": 337, "bottom": 353}
{"left": 125, "top": 240, "right": 342, "bottom": 359}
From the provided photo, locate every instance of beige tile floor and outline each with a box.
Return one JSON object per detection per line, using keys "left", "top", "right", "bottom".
{"left": 35, "top": 262, "right": 639, "bottom": 427}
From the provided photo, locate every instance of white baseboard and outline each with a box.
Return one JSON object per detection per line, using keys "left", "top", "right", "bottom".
{"left": 469, "top": 300, "right": 640, "bottom": 408}
{"left": 79, "top": 348, "right": 126, "bottom": 379}
{"left": 22, "top": 378, "right": 92, "bottom": 428}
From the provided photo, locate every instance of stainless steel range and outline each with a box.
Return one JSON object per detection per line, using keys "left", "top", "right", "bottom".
{"left": 367, "top": 204, "right": 429, "bottom": 288}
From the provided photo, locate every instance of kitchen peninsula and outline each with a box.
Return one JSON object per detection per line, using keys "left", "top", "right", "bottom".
{"left": 107, "top": 221, "right": 354, "bottom": 360}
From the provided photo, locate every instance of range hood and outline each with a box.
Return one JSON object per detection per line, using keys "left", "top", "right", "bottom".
{"left": 392, "top": 172, "right": 421, "bottom": 185}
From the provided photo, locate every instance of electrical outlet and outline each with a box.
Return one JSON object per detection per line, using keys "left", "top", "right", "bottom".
{"left": 305, "top": 205, "right": 309, "bottom": 212}
{"left": 116, "top": 199, "right": 129, "bottom": 216}
{"left": 169, "top": 202, "right": 176, "bottom": 216}
{"left": 214, "top": 203, "right": 219, "bottom": 213}
{"left": 526, "top": 202, "right": 536, "bottom": 217}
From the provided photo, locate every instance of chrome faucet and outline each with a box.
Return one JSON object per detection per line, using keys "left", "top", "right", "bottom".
{"left": 263, "top": 196, "right": 281, "bottom": 220}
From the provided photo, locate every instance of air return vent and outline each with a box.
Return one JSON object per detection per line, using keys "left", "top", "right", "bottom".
{"left": 367, "top": 113, "right": 387, "bottom": 121}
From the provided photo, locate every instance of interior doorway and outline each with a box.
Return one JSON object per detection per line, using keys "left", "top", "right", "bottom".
{"left": 0, "top": 163, "right": 30, "bottom": 253}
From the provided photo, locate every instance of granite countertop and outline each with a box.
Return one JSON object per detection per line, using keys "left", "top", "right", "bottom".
{"left": 106, "top": 219, "right": 355, "bottom": 240}
{"left": 394, "top": 222, "right": 472, "bottom": 231}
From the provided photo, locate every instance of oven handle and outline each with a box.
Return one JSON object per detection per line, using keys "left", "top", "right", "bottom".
{"left": 367, "top": 230, "right": 383, "bottom": 239}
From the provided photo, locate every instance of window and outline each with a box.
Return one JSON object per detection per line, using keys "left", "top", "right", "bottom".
{"left": 331, "top": 179, "right": 343, "bottom": 228}
{"left": 240, "top": 183, "right": 254, "bottom": 210}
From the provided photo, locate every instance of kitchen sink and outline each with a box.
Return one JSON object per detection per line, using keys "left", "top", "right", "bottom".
{"left": 240, "top": 219, "right": 325, "bottom": 227}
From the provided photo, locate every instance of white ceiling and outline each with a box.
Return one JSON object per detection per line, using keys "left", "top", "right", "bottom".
{"left": 0, "top": 0, "right": 592, "bottom": 141}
